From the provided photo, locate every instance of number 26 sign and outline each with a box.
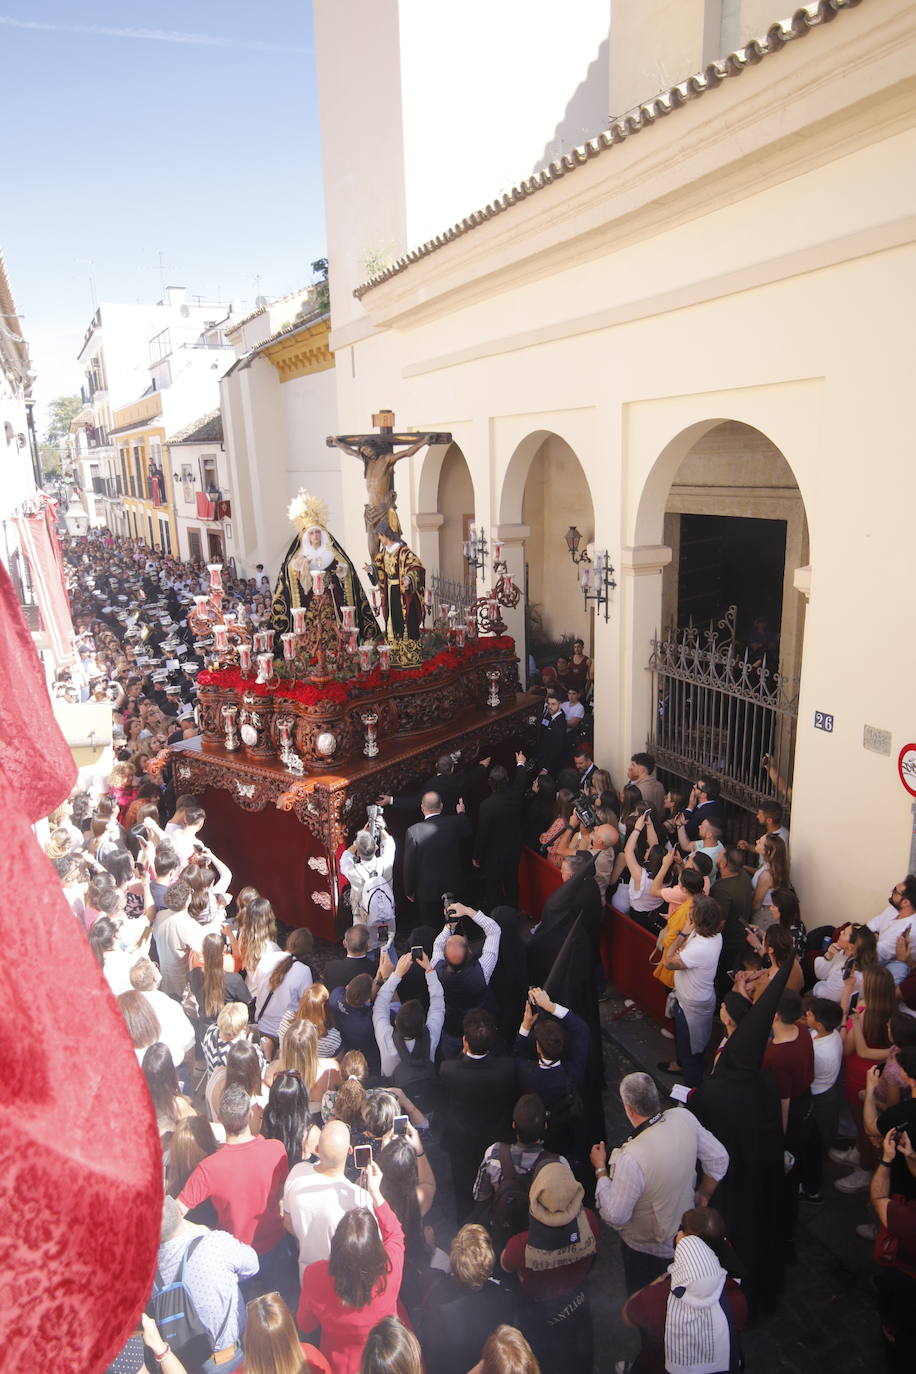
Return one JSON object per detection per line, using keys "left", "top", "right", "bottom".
{"left": 814, "top": 710, "right": 834, "bottom": 733}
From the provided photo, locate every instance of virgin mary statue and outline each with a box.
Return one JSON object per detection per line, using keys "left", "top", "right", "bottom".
{"left": 271, "top": 491, "right": 378, "bottom": 652}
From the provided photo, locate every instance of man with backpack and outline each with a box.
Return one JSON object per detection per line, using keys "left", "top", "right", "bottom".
{"left": 472, "top": 1093, "right": 563, "bottom": 1255}
{"left": 339, "top": 821, "right": 396, "bottom": 948}
{"left": 373, "top": 948, "right": 444, "bottom": 1116}
{"left": 148, "top": 1194, "right": 258, "bottom": 1373}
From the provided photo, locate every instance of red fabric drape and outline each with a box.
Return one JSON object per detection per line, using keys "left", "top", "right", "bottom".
{"left": 11, "top": 500, "right": 75, "bottom": 666}
{"left": 0, "top": 561, "right": 162, "bottom": 1371}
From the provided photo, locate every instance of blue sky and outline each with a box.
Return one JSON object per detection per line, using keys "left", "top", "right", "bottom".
{"left": 0, "top": 2, "right": 325, "bottom": 426}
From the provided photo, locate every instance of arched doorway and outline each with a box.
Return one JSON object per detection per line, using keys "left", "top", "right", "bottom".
{"left": 436, "top": 443, "right": 474, "bottom": 584}
{"left": 643, "top": 420, "right": 808, "bottom": 817}
{"left": 500, "top": 430, "right": 596, "bottom": 670}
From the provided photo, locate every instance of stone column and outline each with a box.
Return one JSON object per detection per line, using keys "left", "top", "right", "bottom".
{"left": 413, "top": 511, "right": 444, "bottom": 575}
{"left": 598, "top": 544, "right": 672, "bottom": 774}
{"left": 493, "top": 523, "right": 531, "bottom": 673}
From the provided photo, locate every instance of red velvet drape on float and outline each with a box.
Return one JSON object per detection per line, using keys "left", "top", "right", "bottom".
{"left": 0, "top": 562, "right": 162, "bottom": 1372}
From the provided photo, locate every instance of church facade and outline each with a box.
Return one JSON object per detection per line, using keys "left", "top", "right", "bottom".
{"left": 305, "top": 0, "right": 916, "bottom": 923}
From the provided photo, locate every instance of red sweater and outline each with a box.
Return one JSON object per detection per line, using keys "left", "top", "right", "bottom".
{"left": 297, "top": 1201, "right": 404, "bottom": 1374}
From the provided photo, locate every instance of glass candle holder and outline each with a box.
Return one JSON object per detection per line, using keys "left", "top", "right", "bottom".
{"left": 341, "top": 605, "right": 356, "bottom": 630}
{"left": 358, "top": 642, "right": 374, "bottom": 672}
{"left": 292, "top": 606, "right": 308, "bottom": 634}
{"left": 207, "top": 563, "right": 223, "bottom": 590}
{"left": 256, "top": 652, "right": 274, "bottom": 682}
{"left": 455, "top": 626, "right": 466, "bottom": 648}
{"left": 280, "top": 632, "right": 297, "bottom": 661}
{"left": 310, "top": 569, "right": 326, "bottom": 596}
{"left": 377, "top": 642, "right": 391, "bottom": 672}
{"left": 213, "top": 624, "right": 229, "bottom": 652}
{"left": 238, "top": 643, "right": 252, "bottom": 673}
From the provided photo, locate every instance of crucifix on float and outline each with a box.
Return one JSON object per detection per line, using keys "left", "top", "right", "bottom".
{"left": 326, "top": 409, "right": 452, "bottom": 557}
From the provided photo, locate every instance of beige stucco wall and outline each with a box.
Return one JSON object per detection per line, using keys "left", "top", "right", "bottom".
{"left": 314, "top": 0, "right": 916, "bottom": 926}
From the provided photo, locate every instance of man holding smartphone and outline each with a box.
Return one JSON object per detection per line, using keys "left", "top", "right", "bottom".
{"left": 432, "top": 900, "right": 502, "bottom": 1061}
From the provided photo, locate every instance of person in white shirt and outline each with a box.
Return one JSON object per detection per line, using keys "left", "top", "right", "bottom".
{"left": 145, "top": 805, "right": 207, "bottom": 866}
{"left": 373, "top": 949, "right": 445, "bottom": 1080}
{"left": 562, "top": 687, "right": 586, "bottom": 729}
{"left": 798, "top": 997, "right": 845, "bottom": 1201}
{"left": 812, "top": 922, "right": 876, "bottom": 1002}
{"left": 867, "top": 876, "right": 916, "bottom": 983}
{"left": 590, "top": 1073, "right": 728, "bottom": 1294}
{"left": 339, "top": 821, "right": 396, "bottom": 948}
{"left": 661, "top": 897, "right": 724, "bottom": 1088}
{"left": 129, "top": 957, "right": 196, "bottom": 1069}
{"left": 152, "top": 880, "right": 207, "bottom": 997}
{"left": 282, "top": 1120, "right": 371, "bottom": 1279}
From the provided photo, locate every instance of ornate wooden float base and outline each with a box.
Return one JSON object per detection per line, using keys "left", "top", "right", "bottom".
{"left": 168, "top": 692, "right": 542, "bottom": 939}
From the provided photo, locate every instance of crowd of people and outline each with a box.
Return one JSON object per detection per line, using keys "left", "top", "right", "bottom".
{"left": 46, "top": 530, "right": 916, "bottom": 1374}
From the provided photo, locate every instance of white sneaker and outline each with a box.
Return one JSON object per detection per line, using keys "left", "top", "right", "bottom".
{"left": 834, "top": 1167, "right": 872, "bottom": 1193}
{"left": 856, "top": 1222, "right": 877, "bottom": 1240}
{"left": 828, "top": 1144, "right": 860, "bottom": 1166}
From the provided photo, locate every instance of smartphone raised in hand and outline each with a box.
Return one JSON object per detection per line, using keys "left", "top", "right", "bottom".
{"left": 353, "top": 1144, "right": 373, "bottom": 1170}
{"left": 393, "top": 1114, "right": 409, "bottom": 1136}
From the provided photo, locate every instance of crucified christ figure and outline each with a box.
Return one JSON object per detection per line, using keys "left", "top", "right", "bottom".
{"left": 327, "top": 411, "right": 452, "bottom": 557}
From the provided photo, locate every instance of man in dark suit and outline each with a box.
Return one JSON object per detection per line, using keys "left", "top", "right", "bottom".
{"left": 321, "top": 924, "right": 377, "bottom": 993}
{"left": 678, "top": 775, "right": 726, "bottom": 843}
{"left": 380, "top": 754, "right": 488, "bottom": 815}
{"left": 402, "top": 791, "right": 473, "bottom": 929}
{"left": 473, "top": 753, "right": 528, "bottom": 909}
{"left": 439, "top": 1008, "right": 518, "bottom": 1217}
{"left": 535, "top": 693, "right": 568, "bottom": 777}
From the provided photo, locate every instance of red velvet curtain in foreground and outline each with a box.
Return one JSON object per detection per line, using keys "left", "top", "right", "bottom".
{"left": 0, "top": 561, "right": 161, "bottom": 1371}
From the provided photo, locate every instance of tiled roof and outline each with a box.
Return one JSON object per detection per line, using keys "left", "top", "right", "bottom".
{"left": 222, "top": 309, "right": 331, "bottom": 378}
{"left": 225, "top": 286, "right": 312, "bottom": 334}
{"left": 353, "top": 0, "right": 864, "bottom": 299}
{"left": 166, "top": 409, "right": 223, "bottom": 445}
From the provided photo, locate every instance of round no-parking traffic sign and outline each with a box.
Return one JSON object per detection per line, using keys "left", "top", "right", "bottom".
{"left": 898, "top": 743, "right": 916, "bottom": 798}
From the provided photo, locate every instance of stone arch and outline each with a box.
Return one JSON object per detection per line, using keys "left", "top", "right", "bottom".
{"left": 626, "top": 415, "right": 811, "bottom": 817}
{"left": 498, "top": 429, "right": 597, "bottom": 657}
{"left": 436, "top": 443, "right": 474, "bottom": 582}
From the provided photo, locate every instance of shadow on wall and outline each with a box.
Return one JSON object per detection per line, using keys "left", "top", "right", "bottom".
{"left": 533, "top": 37, "right": 609, "bottom": 171}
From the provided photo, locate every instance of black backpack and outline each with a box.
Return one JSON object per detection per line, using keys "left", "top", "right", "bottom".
{"left": 488, "top": 1144, "right": 559, "bottom": 1255}
{"left": 147, "top": 1236, "right": 229, "bottom": 1373}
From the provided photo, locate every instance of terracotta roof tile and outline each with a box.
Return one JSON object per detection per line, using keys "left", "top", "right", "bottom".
{"left": 353, "top": 0, "right": 863, "bottom": 299}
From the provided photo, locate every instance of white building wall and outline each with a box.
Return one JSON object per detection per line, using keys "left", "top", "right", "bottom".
{"left": 315, "top": 0, "right": 916, "bottom": 925}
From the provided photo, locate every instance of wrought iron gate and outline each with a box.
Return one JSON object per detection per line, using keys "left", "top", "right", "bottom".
{"left": 428, "top": 572, "right": 473, "bottom": 619}
{"left": 647, "top": 606, "right": 799, "bottom": 814}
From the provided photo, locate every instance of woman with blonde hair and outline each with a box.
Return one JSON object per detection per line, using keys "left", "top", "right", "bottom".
{"left": 235, "top": 894, "right": 279, "bottom": 977}
{"left": 243, "top": 1291, "right": 330, "bottom": 1374}
{"left": 415, "top": 1225, "right": 518, "bottom": 1374}
{"left": 43, "top": 826, "right": 75, "bottom": 862}
{"left": 277, "top": 982, "right": 342, "bottom": 1059}
{"left": 270, "top": 1020, "right": 339, "bottom": 1109}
